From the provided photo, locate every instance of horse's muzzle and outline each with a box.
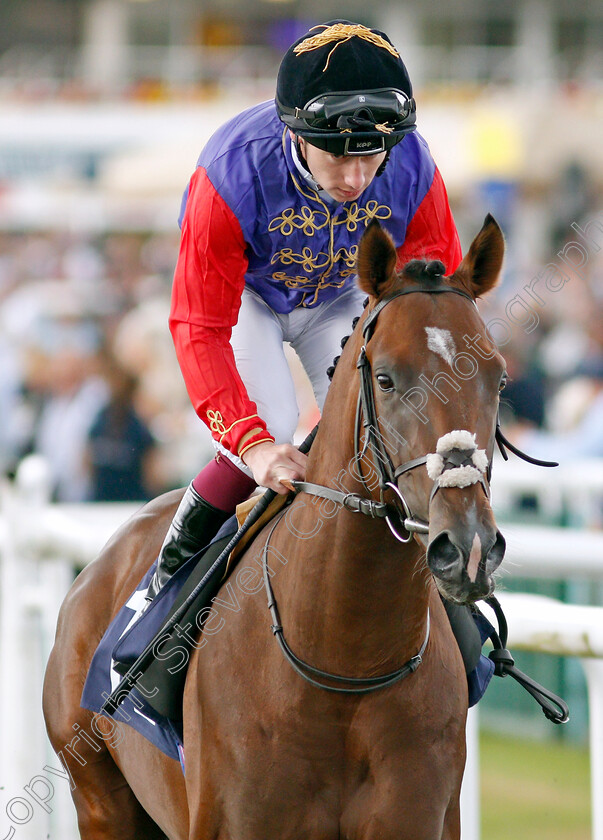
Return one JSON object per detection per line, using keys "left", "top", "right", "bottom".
{"left": 426, "top": 528, "right": 506, "bottom": 603}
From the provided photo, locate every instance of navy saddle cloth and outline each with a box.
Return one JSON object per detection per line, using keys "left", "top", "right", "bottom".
{"left": 81, "top": 516, "right": 240, "bottom": 760}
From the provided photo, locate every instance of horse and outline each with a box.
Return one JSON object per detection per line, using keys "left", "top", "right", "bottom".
{"left": 43, "top": 215, "right": 507, "bottom": 840}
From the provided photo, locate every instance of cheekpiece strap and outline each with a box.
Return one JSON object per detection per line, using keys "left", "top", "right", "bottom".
{"left": 289, "top": 480, "right": 389, "bottom": 519}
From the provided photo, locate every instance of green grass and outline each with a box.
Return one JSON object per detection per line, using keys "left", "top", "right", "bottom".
{"left": 480, "top": 731, "right": 591, "bottom": 840}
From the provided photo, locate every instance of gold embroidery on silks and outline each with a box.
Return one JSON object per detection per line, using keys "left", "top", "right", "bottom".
{"left": 271, "top": 246, "right": 359, "bottom": 306}
{"left": 271, "top": 245, "right": 357, "bottom": 276}
{"left": 342, "top": 200, "right": 391, "bottom": 232}
{"left": 269, "top": 200, "right": 391, "bottom": 238}
{"left": 268, "top": 201, "right": 391, "bottom": 302}
{"left": 273, "top": 273, "right": 350, "bottom": 307}
{"left": 207, "top": 409, "right": 227, "bottom": 435}
{"left": 268, "top": 206, "right": 329, "bottom": 237}
{"left": 274, "top": 128, "right": 393, "bottom": 307}
{"left": 272, "top": 271, "right": 353, "bottom": 289}
{"left": 275, "top": 246, "right": 328, "bottom": 273}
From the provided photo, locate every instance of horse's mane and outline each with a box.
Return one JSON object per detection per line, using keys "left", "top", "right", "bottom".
{"left": 326, "top": 309, "right": 365, "bottom": 382}
{"left": 399, "top": 256, "right": 476, "bottom": 298}
{"left": 400, "top": 258, "right": 446, "bottom": 284}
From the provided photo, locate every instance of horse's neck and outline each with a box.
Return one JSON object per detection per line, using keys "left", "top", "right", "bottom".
{"left": 274, "top": 420, "right": 431, "bottom": 673}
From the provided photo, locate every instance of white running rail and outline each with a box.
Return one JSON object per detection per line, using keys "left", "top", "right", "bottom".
{"left": 461, "top": 594, "right": 603, "bottom": 840}
{"left": 1, "top": 455, "right": 602, "bottom": 839}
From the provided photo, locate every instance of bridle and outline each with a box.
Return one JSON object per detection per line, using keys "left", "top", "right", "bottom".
{"left": 263, "top": 282, "right": 483, "bottom": 694}
{"left": 355, "top": 283, "right": 487, "bottom": 541}
{"left": 290, "top": 281, "right": 557, "bottom": 541}
{"left": 264, "top": 281, "right": 558, "bottom": 694}
{"left": 291, "top": 282, "right": 489, "bottom": 543}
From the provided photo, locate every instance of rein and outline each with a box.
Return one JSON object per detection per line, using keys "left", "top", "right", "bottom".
{"left": 262, "top": 511, "right": 430, "bottom": 694}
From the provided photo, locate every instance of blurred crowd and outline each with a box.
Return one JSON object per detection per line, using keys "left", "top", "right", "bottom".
{"left": 0, "top": 163, "right": 600, "bottom": 506}
{"left": 0, "top": 227, "right": 319, "bottom": 503}
{"left": 475, "top": 163, "right": 603, "bottom": 465}
{"left": 0, "top": 228, "right": 214, "bottom": 502}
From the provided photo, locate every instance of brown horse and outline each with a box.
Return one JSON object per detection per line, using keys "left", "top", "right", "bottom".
{"left": 44, "top": 216, "right": 507, "bottom": 840}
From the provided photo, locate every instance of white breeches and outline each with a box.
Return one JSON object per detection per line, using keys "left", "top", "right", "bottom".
{"left": 217, "top": 285, "right": 366, "bottom": 472}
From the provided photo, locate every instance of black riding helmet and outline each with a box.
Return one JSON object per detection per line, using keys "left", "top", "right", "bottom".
{"left": 276, "top": 20, "right": 416, "bottom": 157}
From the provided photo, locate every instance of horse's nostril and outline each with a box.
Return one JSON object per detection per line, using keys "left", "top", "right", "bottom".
{"left": 427, "top": 532, "right": 463, "bottom": 580}
{"left": 486, "top": 530, "right": 506, "bottom": 572}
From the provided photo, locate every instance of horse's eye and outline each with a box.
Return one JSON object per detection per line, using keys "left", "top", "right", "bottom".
{"left": 499, "top": 374, "right": 508, "bottom": 392}
{"left": 377, "top": 374, "right": 395, "bottom": 392}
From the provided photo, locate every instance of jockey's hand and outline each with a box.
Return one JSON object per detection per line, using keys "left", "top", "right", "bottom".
{"left": 242, "top": 441, "right": 307, "bottom": 494}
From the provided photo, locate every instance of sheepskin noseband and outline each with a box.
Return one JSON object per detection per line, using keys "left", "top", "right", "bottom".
{"left": 426, "top": 430, "right": 488, "bottom": 489}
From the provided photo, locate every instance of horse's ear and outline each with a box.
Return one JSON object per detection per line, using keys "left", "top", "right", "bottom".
{"left": 356, "top": 220, "right": 398, "bottom": 299}
{"left": 455, "top": 214, "right": 505, "bottom": 298}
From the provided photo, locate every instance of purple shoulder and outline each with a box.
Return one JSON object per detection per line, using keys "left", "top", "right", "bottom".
{"left": 178, "top": 101, "right": 284, "bottom": 226}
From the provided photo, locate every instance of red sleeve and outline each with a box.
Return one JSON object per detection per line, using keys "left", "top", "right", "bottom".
{"left": 396, "top": 167, "right": 462, "bottom": 274}
{"left": 169, "top": 167, "right": 275, "bottom": 458}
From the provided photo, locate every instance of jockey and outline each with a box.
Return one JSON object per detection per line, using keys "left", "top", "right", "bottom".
{"left": 146, "top": 20, "right": 462, "bottom": 602}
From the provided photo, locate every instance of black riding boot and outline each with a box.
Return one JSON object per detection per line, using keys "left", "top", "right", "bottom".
{"left": 443, "top": 600, "right": 483, "bottom": 675}
{"left": 145, "top": 483, "right": 231, "bottom": 602}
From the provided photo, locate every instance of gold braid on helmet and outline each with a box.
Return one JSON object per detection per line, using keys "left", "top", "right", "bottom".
{"left": 374, "top": 123, "right": 394, "bottom": 134}
{"left": 293, "top": 23, "right": 399, "bottom": 72}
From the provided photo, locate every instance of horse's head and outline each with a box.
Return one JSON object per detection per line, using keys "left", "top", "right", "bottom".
{"left": 355, "top": 216, "right": 507, "bottom": 603}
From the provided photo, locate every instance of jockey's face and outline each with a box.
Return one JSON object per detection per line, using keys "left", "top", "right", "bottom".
{"left": 296, "top": 136, "right": 387, "bottom": 204}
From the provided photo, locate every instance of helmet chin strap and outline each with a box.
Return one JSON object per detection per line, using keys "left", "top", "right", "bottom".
{"left": 294, "top": 136, "right": 313, "bottom": 178}
{"left": 293, "top": 136, "right": 324, "bottom": 191}
{"left": 294, "top": 135, "right": 307, "bottom": 166}
{"left": 376, "top": 149, "right": 391, "bottom": 177}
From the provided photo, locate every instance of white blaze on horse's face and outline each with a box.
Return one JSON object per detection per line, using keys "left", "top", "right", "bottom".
{"left": 425, "top": 327, "right": 456, "bottom": 367}
{"left": 466, "top": 533, "right": 483, "bottom": 583}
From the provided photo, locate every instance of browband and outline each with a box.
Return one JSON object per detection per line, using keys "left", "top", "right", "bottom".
{"left": 362, "top": 284, "right": 475, "bottom": 341}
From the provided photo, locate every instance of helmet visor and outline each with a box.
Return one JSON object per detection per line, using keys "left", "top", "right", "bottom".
{"left": 304, "top": 89, "right": 413, "bottom": 131}
{"left": 303, "top": 133, "right": 391, "bottom": 156}
{"left": 278, "top": 86, "right": 416, "bottom": 155}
